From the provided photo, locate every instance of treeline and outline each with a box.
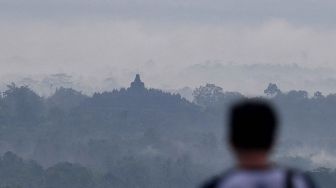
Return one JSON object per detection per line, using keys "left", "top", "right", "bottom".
{"left": 0, "top": 151, "right": 333, "bottom": 188}
{"left": 0, "top": 83, "right": 211, "bottom": 188}
{"left": 0, "top": 82, "right": 335, "bottom": 187}
{"left": 0, "top": 150, "right": 207, "bottom": 188}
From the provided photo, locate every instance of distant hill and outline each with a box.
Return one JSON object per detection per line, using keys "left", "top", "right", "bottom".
{"left": 0, "top": 75, "right": 335, "bottom": 187}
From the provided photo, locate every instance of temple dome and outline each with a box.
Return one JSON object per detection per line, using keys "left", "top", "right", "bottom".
{"left": 130, "top": 74, "right": 145, "bottom": 90}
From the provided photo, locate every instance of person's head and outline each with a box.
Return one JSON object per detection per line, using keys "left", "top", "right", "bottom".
{"left": 228, "top": 99, "right": 278, "bottom": 162}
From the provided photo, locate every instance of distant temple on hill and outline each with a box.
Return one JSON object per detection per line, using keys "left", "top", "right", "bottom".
{"left": 129, "top": 74, "right": 145, "bottom": 91}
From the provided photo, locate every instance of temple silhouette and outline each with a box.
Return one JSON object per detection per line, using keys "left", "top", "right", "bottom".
{"left": 128, "top": 74, "right": 146, "bottom": 92}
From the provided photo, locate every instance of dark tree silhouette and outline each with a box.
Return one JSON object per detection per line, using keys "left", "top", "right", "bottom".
{"left": 264, "top": 83, "right": 281, "bottom": 96}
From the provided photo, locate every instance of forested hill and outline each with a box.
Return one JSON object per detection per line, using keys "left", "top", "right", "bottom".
{"left": 0, "top": 151, "right": 334, "bottom": 188}
{"left": 0, "top": 76, "right": 336, "bottom": 187}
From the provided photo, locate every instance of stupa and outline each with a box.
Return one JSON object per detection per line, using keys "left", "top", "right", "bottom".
{"left": 129, "top": 74, "right": 145, "bottom": 90}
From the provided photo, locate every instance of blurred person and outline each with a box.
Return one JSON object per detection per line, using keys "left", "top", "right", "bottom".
{"left": 201, "top": 99, "right": 317, "bottom": 188}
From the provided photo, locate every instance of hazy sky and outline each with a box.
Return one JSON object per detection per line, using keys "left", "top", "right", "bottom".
{"left": 1, "top": 0, "right": 336, "bottom": 94}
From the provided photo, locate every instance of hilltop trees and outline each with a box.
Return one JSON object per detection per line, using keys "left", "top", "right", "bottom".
{"left": 0, "top": 151, "right": 44, "bottom": 188}
{"left": 46, "top": 87, "right": 87, "bottom": 113}
{"left": 45, "top": 162, "right": 95, "bottom": 188}
{"left": 193, "top": 84, "right": 243, "bottom": 108}
{"left": 1, "top": 83, "right": 44, "bottom": 126}
{"left": 0, "top": 77, "right": 335, "bottom": 188}
{"left": 264, "top": 83, "right": 281, "bottom": 97}
{"left": 0, "top": 152, "right": 96, "bottom": 188}
{"left": 193, "top": 84, "right": 224, "bottom": 107}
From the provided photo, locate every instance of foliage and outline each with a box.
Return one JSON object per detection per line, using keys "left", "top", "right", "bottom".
{"left": 0, "top": 81, "right": 334, "bottom": 187}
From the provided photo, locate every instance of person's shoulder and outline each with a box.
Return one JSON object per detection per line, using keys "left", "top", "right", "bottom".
{"left": 200, "top": 169, "right": 236, "bottom": 188}
{"left": 200, "top": 166, "right": 317, "bottom": 188}
{"left": 284, "top": 167, "right": 317, "bottom": 188}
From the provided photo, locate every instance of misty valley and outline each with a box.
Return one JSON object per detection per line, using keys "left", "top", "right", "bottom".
{"left": 0, "top": 75, "right": 335, "bottom": 188}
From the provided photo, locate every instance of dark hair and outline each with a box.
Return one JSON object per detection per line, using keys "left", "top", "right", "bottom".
{"left": 228, "top": 99, "right": 278, "bottom": 151}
